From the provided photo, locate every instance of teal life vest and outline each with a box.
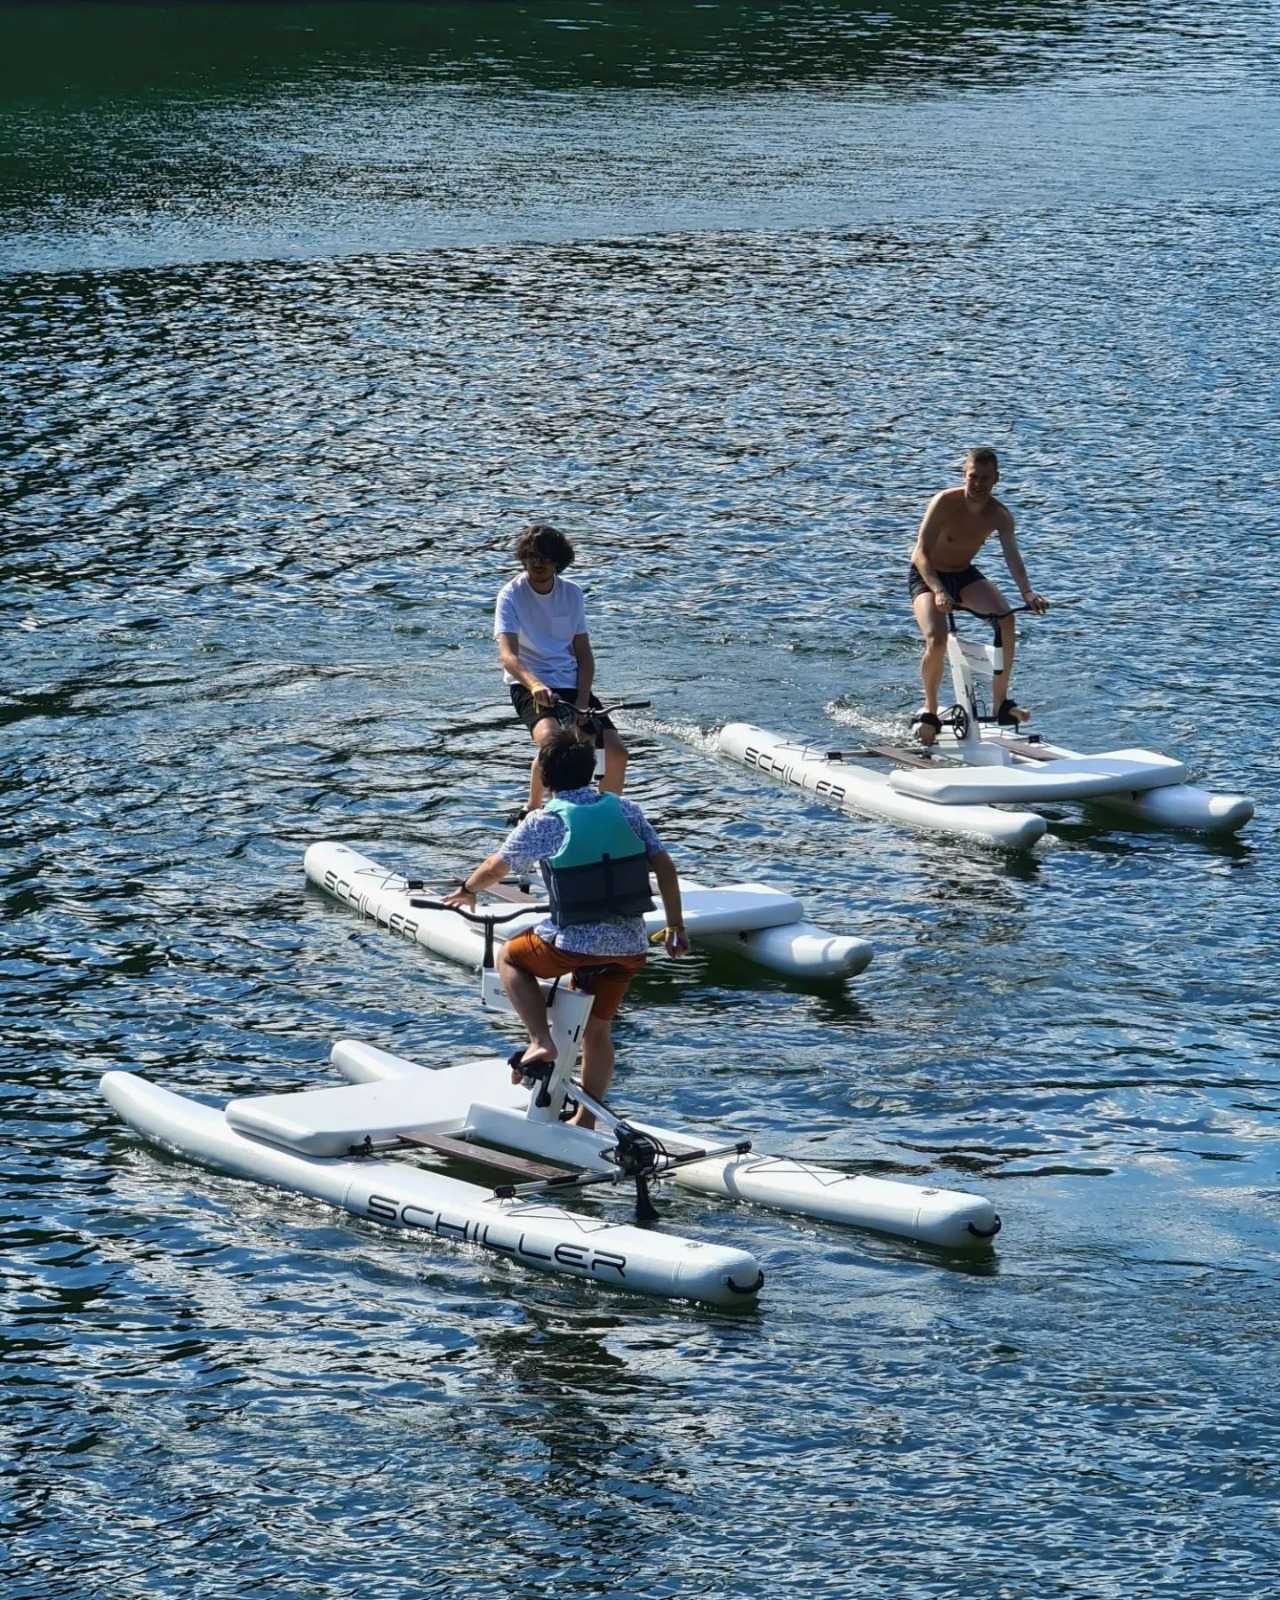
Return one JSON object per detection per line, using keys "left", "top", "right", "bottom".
{"left": 540, "top": 795, "right": 655, "bottom": 926}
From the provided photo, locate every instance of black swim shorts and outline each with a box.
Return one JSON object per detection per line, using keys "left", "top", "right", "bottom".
{"left": 908, "top": 563, "right": 985, "bottom": 604}
{"left": 509, "top": 685, "right": 615, "bottom": 746}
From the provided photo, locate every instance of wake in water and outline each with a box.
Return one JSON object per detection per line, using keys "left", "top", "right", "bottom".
{"left": 824, "top": 695, "right": 909, "bottom": 744}
{"left": 628, "top": 708, "right": 723, "bottom": 758}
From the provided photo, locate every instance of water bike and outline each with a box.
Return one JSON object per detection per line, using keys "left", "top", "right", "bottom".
{"left": 326, "top": 689, "right": 867, "bottom": 981}
{"left": 100, "top": 901, "right": 999, "bottom": 1309}
{"left": 304, "top": 842, "right": 872, "bottom": 981}
{"left": 717, "top": 608, "right": 1254, "bottom": 849}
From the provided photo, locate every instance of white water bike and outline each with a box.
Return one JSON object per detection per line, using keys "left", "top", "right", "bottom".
{"left": 718, "top": 608, "right": 1254, "bottom": 849}
{"left": 305, "top": 692, "right": 869, "bottom": 982}
{"left": 100, "top": 900, "right": 1000, "bottom": 1309}
{"left": 305, "top": 841, "right": 872, "bottom": 983}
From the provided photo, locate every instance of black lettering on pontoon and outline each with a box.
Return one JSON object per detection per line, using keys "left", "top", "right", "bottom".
{"left": 477, "top": 1221, "right": 518, "bottom": 1258}
{"left": 591, "top": 1249, "right": 627, "bottom": 1282}
{"left": 366, "top": 1200, "right": 629, "bottom": 1284}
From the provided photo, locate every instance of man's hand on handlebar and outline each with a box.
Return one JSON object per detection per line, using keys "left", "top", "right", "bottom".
{"left": 440, "top": 850, "right": 509, "bottom": 911}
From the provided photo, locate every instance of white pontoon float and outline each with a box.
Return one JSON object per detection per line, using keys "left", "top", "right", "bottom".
{"left": 718, "top": 611, "right": 1253, "bottom": 848}
{"left": 101, "top": 903, "right": 999, "bottom": 1309}
{"left": 304, "top": 841, "right": 873, "bottom": 981}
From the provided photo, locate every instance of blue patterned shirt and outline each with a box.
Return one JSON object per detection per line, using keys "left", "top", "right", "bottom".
{"left": 498, "top": 787, "right": 662, "bottom": 955}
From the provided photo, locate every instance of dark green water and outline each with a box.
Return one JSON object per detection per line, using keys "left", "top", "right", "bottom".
{"left": 3, "top": 4, "right": 1279, "bottom": 1598}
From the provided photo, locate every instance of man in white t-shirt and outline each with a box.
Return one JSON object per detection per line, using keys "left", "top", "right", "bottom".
{"left": 494, "top": 523, "right": 628, "bottom": 812}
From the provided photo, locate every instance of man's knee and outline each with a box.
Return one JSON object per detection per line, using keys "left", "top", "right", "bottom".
{"left": 913, "top": 602, "right": 945, "bottom": 643}
{"left": 496, "top": 944, "right": 527, "bottom": 985}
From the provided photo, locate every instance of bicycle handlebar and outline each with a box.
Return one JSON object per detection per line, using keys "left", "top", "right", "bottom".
{"left": 407, "top": 896, "right": 549, "bottom": 925}
{"left": 540, "top": 695, "right": 651, "bottom": 718}
{"left": 954, "top": 603, "right": 1035, "bottom": 622}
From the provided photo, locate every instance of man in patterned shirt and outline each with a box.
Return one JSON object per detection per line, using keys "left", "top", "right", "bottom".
{"left": 446, "top": 731, "right": 688, "bottom": 1127}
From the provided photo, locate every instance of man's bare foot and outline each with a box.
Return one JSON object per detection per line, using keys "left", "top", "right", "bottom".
{"left": 996, "top": 698, "right": 1030, "bottom": 727}
{"left": 913, "top": 709, "right": 943, "bottom": 747}
{"left": 509, "top": 1044, "right": 556, "bottom": 1085}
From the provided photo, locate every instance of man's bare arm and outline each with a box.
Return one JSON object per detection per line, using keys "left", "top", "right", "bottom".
{"left": 442, "top": 849, "right": 510, "bottom": 907}
{"left": 995, "top": 524, "right": 1049, "bottom": 613}
{"left": 910, "top": 494, "right": 953, "bottom": 607}
{"left": 497, "top": 632, "right": 553, "bottom": 703}
{"left": 649, "top": 850, "right": 689, "bottom": 957}
{"left": 570, "top": 633, "right": 595, "bottom": 710}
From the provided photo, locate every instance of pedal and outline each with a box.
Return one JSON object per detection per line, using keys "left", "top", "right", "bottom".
{"left": 507, "top": 1050, "right": 553, "bottom": 1090}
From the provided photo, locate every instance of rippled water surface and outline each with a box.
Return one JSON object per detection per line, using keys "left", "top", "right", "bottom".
{"left": 4, "top": 4, "right": 1279, "bottom": 1597}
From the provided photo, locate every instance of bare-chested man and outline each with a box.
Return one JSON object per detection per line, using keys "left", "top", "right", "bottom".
{"left": 908, "top": 447, "right": 1049, "bottom": 746}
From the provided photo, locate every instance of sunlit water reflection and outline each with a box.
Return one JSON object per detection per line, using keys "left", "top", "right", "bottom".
{"left": 3, "top": 3, "right": 1279, "bottom": 1597}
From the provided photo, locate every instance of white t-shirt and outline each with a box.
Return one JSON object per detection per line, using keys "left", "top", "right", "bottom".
{"left": 493, "top": 574, "right": 588, "bottom": 687}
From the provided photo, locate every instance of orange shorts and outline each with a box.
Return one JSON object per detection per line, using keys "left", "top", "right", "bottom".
{"left": 503, "top": 930, "right": 646, "bottom": 1022}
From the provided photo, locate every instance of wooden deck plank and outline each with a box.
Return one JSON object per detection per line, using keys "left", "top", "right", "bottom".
{"left": 864, "top": 743, "right": 950, "bottom": 771}
{"left": 484, "top": 881, "right": 540, "bottom": 906}
{"left": 403, "top": 1130, "right": 572, "bottom": 1182}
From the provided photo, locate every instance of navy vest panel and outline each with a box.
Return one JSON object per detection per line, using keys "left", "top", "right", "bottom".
{"left": 539, "top": 795, "right": 655, "bottom": 926}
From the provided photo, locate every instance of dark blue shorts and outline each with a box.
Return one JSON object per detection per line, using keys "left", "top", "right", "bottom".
{"left": 908, "top": 563, "right": 984, "bottom": 604}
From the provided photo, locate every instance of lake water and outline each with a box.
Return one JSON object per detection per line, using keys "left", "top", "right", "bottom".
{"left": 3, "top": 4, "right": 1279, "bottom": 1597}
